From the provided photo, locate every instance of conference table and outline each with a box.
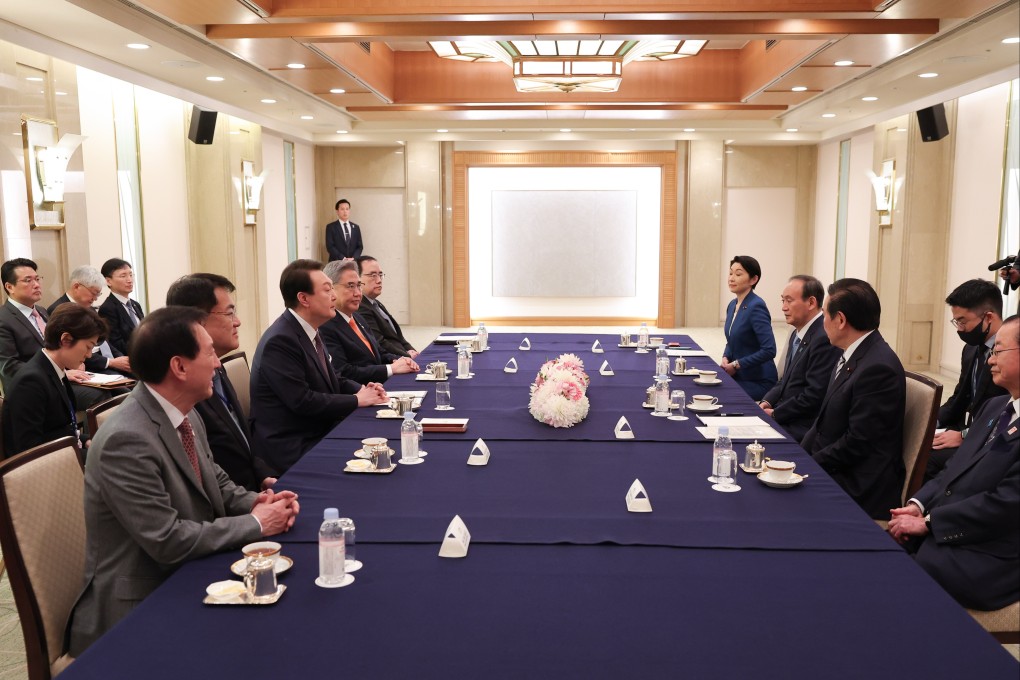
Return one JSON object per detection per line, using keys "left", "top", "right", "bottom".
{"left": 60, "top": 333, "right": 1018, "bottom": 679}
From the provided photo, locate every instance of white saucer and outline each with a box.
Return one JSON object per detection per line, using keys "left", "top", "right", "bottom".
{"left": 757, "top": 472, "right": 805, "bottom": 489}
{"left": 345, "top": 559, "right": 363, "bottom": 573}
{"left": 672, "top": 369, "right": 701, "bottom": 377}
{"left": 693, "top": 378, "right": 722, "bottom": 385}
{"left": 346, "top": 459, "right": 372, "bottom": 470}
{"left": 686, "top": 403, "right": 721, "bottom": 412}
{"left": 315, "top": 574, "right": 355, "bottom": 589}
{"left": 231, "top": 555, "right": 293, "bottom": 577}
{"left": 353, "top": 448, "right": 371, "bottom": 459}
{"left": 398, "top": 457, "right": 425, "bottom": 465}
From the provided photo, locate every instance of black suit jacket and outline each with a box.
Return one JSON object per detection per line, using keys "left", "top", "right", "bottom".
{"left": 357, "top": 297, "right": 415, "bottom": 357}
{"left": 320, "top": 312, "right": 399, "bottom": 384}
{"left": 249, "top": 311, "right": 363, "bottom": 474}
{"left": 194, "top": 368, "right": 274, "bottom": 492}
{"left": 2, "top": 350, "right": 78, "bottom": 456}
{"left": 47, "top": 294, "right": 130, "bottom": 375}
{"left": 937, "top": 343, "right": 1007, "bottom": 431}
{"left": 912, "top": 396, "right": 1019, "bottom": 610}
{"left": 325, "top": 220, "right": 364, "bottom": 261}
{"left": 98, "top": 294, "right": 144, "bottom": 356}
{"left": 802, "top": 331, "right": 906, "bottom": 519}
{"left": 0, "top": 300, "right": 50, "bottom": 391}
{"left": 761, "top": 316, "right": 842, "bottom": 442}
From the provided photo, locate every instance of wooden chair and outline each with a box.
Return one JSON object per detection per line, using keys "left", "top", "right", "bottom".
{"left": 0, "top": 436, "right": 84, "bottom": 679}
{"left": 967, "top": 602, "right": 1020, "bottom": 644}
{"left": 85, "top": 393, "right": 129, "bottom": 439}
{"left": 220, "top": 351, "right": 251, "bottom": 421}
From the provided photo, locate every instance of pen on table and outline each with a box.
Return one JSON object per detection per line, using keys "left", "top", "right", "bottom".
{"left": 716, "top": 413, "right": 744, "bottom": 417}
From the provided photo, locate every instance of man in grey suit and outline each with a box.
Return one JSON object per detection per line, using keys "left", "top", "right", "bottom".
{"left": 67, "top": 307, "right": 300, "bottom": 656}
{"left": 356, "top": 256, "right": 418, "bottom": 358}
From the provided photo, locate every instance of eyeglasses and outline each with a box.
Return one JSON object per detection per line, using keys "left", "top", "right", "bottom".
{"left": 208, "top": 309, "right": 239, "bottom": 320}
{"left": 340, "top": 282, "right": 364, "bottom": 291}
{"left": 17, "top": 276, "right": 43, "bottom": 285}
{"left": 364, "top": 272, "right": 385, "bottom": 279}
{"left": 949, "top": 313, "right": 986, "bottom": 330}
{"left": 989, "top": 347, "right": 1019, "bottom": 358}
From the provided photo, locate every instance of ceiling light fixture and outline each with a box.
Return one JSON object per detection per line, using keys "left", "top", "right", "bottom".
{"left": 300, "top": 115, "right": 313, "bottom": 120}
{"left": 791, "top": 86, "right": 807, "bottom": 92}
{"left": 861, "top": 96, "right": 878, "bottom": 102}
{"left": 336, "top": 130, "right": 349, "bottom": 134}
{"left": 329, "top": 88, "right": 346, "bottom": 94}
{"left": 55, "top": 91, "right": 67, "bottom": 96}
{"left": 287, "top": 63, "right": 305, "bottom": 69}
{"left": 206, "top": 76, "right": 224, "bottom": 82}
{"left": 683, "top": 128, "right": 696, "bottom": 132}
{"left": 428, "top": 38, "right": 706, "bottom": 93}
{"left": 821, "top": 113, "right": 836, "bottom": 118}
{"left": 834, "top": 60, "right": 855, "bottom": 66}
{"left": 560, "top": 128, "right": 572, "bottom": 132}
{"left": 919, "top": 72, "right": 939, "bottom": 78}
{"left": 260, "top": 99, "right": 276, "bottom": 104}
{"left": 437, "top": 129, "right": 449, "bottom": 133}
{"left": 126, "top": 43, "right": 150, "bottom": 50}
{"left": 786, "top": 128, "right": 798, "bottom": 132}
{"left": 1002, "top": 37, "right": 1020, "bottom": 44}
{"left": 25, "top": 77, "right": 43, "bottom": 82}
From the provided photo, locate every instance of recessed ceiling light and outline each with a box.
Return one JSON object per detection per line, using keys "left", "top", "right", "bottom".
{"left": 786, "top": 128, "right": 798, "bottom": 132}
{"left": 206, "top": 76, "right": 224, "bottom": 82}
{"left": 861, "top": 96, "right": 878, "bottom": 102}
{"left": 25, "top": 77, "right": 43, "bottom": 82}
{"left": 55, "top": 91, "right": 67, "bottom": 96}
{"left": 791, "top": 86, "right": 807, "bottom": 92}
{"left": 724, "top": 149, "right": 734, "bottom": 154}
{"left": 329, "top": 88, "right": 346, "bottom": 94}
{"left": 896, "top": 127, "right": 907, "bottom": 132}
{"left": 396, "top": 140, "right": 405, "bottom": 145}
{"left": 287, "top": 63, "right": 305, "bottom": 69}
{"left": 683, "top": 128, "right": 696, "bottom": 132}
{"left": 1002, "top": 37, "right": 1020, "bottom": 44}
{"left": 560, "top": 128, "right": 572, "bottom": 132}
{"left": 821, "top": 113, "right": 836, "bottom": 118}
{"left": 437, "top": 129, "right": 449, "bottom": 133}
{"left": 126, "top": 43, "right": 150, "bottom": 50}
{"left": 336, "top": 130, "right": 349, "bottom": 134}
{"left": 260, "top": 99, "right": 276, "bottom": 104}
{"left": 834, "top": 60, "right": 855, "bottom": 66}
{"left": 919, "top": 72, "right": 939, "bottom": 78}
{"left": 300, "top": 115, "right": 313, "bottom": 120}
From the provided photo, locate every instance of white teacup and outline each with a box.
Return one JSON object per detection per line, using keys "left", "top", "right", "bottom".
{"left": 691, "top": 395, "right": 718, "bottom": 408}
{"left": 764, "top": 460, "right": 796, "bottom": 482}
{"left": 242, "top": 541, "right": 282, "bottom": 567}
{"left": 650, "top": 336, "right": 664, "bottom": 346}
{"left": 698, "top": 370, "right": 718, "bottom": 382}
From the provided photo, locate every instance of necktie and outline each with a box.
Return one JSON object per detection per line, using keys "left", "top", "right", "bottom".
{"left": 831, "top": 355, "right": 846, "bottom": 383}
{"left": 125, "top": 301, "right": 140, "bottom": 327}
{"left": 986, "top": 405, "right": 1016, "bottom": 444}
{"left": 177, "top": 417, "right": 203, "bottom": 484}
{"left": 213, "top": 370, "right": 248, "bottom": 443}
{"left": 784, "top": 333, "right": 800, "bottom": 376}
{"left": 348, "top": 318, "right": 374, "bottom": 355}
{"left": 313, "top": 332, "right": 331, "bottom": 376}
{"left": 373, "top": 299, "right": 397, "bottom": 333}
{"left": 971, "top": 348, "right": 989, "bottom": 397}
{"left": 30, "top": 308, "right": 46, "bottom": 337}
{"left": 343, "top": 222, "right": 351, "bottom": 243}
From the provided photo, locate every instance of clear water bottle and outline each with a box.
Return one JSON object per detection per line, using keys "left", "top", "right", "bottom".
{"left": 713, "top": 447, "right": 737, "bottom": 486}
{"left": 338, "top": 516, "right": 361, "bottom": 572}
{"left": 457, "top": 346, "right": 471, "bottom": 378}
{"left": 710, "top": 426, "right": 732, "bottom": 483}
{"left": 655, "top": 345, "right": 670, "bottom": 377}
{"left": 401, "top": 411, "right": 419, "bottom": 462}
{"left": 637, "top": 322, "right": 650, "bottom": 352}
{"left": 652, "top": 375, "right": 671, "bottom": 416}
{"left": 318, "top": 507, "right": 346, "bottom": 586}
{"left": 477, "top": 322, "right": 489, "bottom": 350}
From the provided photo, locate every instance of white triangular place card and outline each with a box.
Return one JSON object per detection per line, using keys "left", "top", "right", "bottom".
{"left": 467, "top": 438, "right": 490, "bottom": 466}
{"left": 626, "top": 479, "right": 652, "bottom": 512}
{"left": 615, "top": 416, "right": 634, "bottom": 439}
{"left": 591, "top": 339, "right": 604, "bottom": 354}
{"left": 519, "top": 337, "right": 531, "bottom": 350}
{"left": 504, "top": 357, "right": 518, "bottom": 373}
{"left": 599, "top": 360, "right": 614, "bottom": 376}
{"left": 438, "top": 514, "right": 471, "bottom": 558}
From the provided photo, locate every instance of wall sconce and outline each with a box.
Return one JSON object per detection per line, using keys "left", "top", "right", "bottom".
{"left": 21, "top": 115, "right": 85, "bottom": 229}
{"left": 239, "top": 160, "right": 266, "bottom": 225}
{"left": 867, "top": 159, "right": 896, "bottom": 227}
{"left": 35, "top": 135, "right": 84, "bottom": 203}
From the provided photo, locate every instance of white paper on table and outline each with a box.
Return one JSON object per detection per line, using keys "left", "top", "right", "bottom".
{"left": 387, "top": 391, "right": 428, "bottom": 399}
{"left": 504, "top": 357, "right": 518, "bottom": 373}
{"left": 665, "top": 349, "right": 711, "bottom": 357}
{"left": 599, "top": 360, "right": 614, "bottom": 376}
{"left": 415, "top": 374, "right": 443, "bottom": 381}
{"left": 614, "top": 416, "right": 634, "bottom": 439}
{"left": 519, "top": 337, "right": 531, "bottom": 350}
{"left": 695, "top": 416, "right": 786, "bottom": 439}
{"left": 438, "top": 515, "right": 471, "bottom": 558}
{"left": 626, "top": 479, "right": 652, "bottom": 512}
{"left": 591, "top": 339, "right": 604, "bottom": 354}
{"left": 81, "top": 372, "right": 128, "bottom": 385}
{"left": 467, "top": 438, "right": 490, "bottom": 466}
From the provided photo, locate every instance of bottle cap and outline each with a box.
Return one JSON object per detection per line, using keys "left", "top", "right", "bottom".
{"left": 403, "top": 411, "right": 416, "bottom": 420}
{"left": 718, "top": 426, "right": 729, "bottom": 436}
{"left": 324, "top": 507, "right": 339, "bottom": 520}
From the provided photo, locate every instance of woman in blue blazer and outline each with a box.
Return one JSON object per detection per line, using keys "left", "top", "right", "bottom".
{"left": 721, "top": 255, "right": 778, "bottom": 401}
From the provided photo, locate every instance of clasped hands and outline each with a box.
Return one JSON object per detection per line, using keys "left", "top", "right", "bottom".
{"left": 251, "top": 489, "right": 300, "bottom": 536}
{"left": 357, "top": 382, "right": 388, "bottom": 406}
{"left": 720, "top": 357, "right": 737, "bottom": 377}
{"left": 886, "top": 503, "right": 928, "bottom": 544}
{"left": 390, "top": 356, "right": 420, "bottom": 374}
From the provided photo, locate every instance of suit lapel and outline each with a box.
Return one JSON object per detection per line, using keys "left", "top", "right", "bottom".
{"left": 4, "top": 302, "right": 44, "bottom": 345}
{"left": 290, "top": 314, "right": 335, "bottom": 388}
{"left": 136, "top": 386, "right": 211, "bottom": 499}
{"left": 347, "top": 314, "right": 381, "bottom": 360}
{"left": 942, "top": 407, "right": 1018, "bottom": 488}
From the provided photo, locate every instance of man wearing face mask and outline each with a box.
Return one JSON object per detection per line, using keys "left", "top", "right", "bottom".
{"left": 926, "top": 279, "right": 1008, "bottom": 481}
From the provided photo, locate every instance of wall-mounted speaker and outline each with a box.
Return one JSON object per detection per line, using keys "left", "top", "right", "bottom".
{"left": 188, "top": 106, "right": 217, "bottom": 145}
{"left": 916, "top": 103, "right": 949, "bottom": 143}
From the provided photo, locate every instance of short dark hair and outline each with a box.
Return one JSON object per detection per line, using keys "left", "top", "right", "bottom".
{"left": 1, "top": 258, "right": 38, "bottom": 287}
{"left": 334, "top": 199, "right": 350, "bottom": 211}
{"left": 826, "top": 278, "right": 881, "bottom": 331}
{"left": 43, "top": 304, "right": 107, "bottom": 350}
{"left": 789, "top": 275, "right": 825, "bottom": 308}
{"left": 730, "top": 255, "right": 762, "bottom": 289}
{"left": 128, "top": 306, "right": 207, "bottom": 383}
{"left": 166, "top": 273, "right": 236, "bottom": 312}
{"left": 280, "top": 259, "right": 323, "bottom": 309}
{"left": 355, "top": 255, "right": 377, "bottom": 275}
{"left": 945, "top": 279, "right": 1003, "bottom": 317}
{"left": 101, "top": 258, "right": 132, "bottom": 278}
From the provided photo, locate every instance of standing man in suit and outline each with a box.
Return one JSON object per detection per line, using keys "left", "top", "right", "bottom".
{"left": 357, "top": 255, "right": 418, "bottom": 359}
{"left": 166, "top": 273, "right": 276, "bottom": 492}
{"left": 888, "top": 315, "right": 1019, "bottom": 611}
{"left": 324, "top": 199, "right": 364, "bottom": 262}
{"left": 0, "top": 258, "right": 108, "bottom": 409}
{"left": 926, "top": 279, "right": 1008, "bottom": 481}
{"left": 2, "top": 304, "right": 106, "bottom": 455}
{"left": 758, "top": 275, "right": 842, "bottom": 442}
{"left": 320, "top": 260, "right": 418, "bottom": 384}
{"left": 49, "top": 265, "right": 133, "bottom": 377}
{"left": 249, "top": 259, "right": 387, "bottom": 474}
{"left": 67, "top": 307, "right": 300, "bottom": 656}
{"left": 802, "top": 278, "right": 906, "bottom": 519}
{"left": 98, "top": 258, "right": 145, "bottom": 356}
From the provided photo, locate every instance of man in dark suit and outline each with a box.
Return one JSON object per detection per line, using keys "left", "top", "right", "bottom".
{"left": 356, "top": 255, "right": 418, "bottom": 358}
{"left": 249, "top": 259, "right": 387, "bottom": 474}
{"left": 759, "top": 275, "right": 842, "bottom": 442}
{"left": 97, "top": 258, "right": 145, "bottom": 356}
{"left": 166, "top": 273, "right": 276, "bottom": 492}
{"left": 320, "top": 259, "right": 419, "bottom": 384}
{"left": 926, "top": 279, "right": 1008, "bottom": 481}
{"left": 802, "top": 278, "right": 906, "bottom": 519}
{"left": 888, "top": 315, "right": 1019, "bottom": 611}
{"left": 2, "top": 305, "right": 107, "bottom": 455}
{"left": 49, "top": 265, "right": 133, "bottom": 377}
{"left": 324, "top": 199, "right": 364, "bottom": 261}
{"left": 67, "top": 307, "right": 300, "bottom": 656}
{"left": 0, "top": 258, "right": 108, "bottom": 409}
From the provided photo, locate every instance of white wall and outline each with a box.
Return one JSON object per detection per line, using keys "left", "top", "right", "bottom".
{"left": 295, "top": 140, "right": 316, "bottom": 262}
{"left": 260, "top": 131, "right": 287, "bottom": 320}
{"left": 77, "top": 67, "right": 122, "bottom": 267}
{"left": 813, "top": 139, "right": 840, "bottom": 282}
{"left": 845, "top": 130, "right": 874, "bottom": 280}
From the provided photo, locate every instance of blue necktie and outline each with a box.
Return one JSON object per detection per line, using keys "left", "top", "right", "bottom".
{"left": 784, "top": 333, "right": 800, "bottom": 376}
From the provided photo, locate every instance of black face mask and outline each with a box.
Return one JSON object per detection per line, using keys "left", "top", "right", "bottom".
{"left": 957, "top": 317, "right": 990, "bottom": 346}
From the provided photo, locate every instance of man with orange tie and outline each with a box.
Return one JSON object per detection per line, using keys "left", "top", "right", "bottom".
{"left": 319, "top": 259, "right": 419, "bottom": 384}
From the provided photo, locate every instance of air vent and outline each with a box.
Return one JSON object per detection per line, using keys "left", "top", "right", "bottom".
{"left": 358, "top": 42, "right": 371, "bottom": 54}
{"left": 765, "top": 40, "right": 778, "bottom": 51}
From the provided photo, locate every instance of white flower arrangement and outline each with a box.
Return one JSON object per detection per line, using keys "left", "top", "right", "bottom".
{"left": 528, "top": 353, "right": 591, "bottom": 428}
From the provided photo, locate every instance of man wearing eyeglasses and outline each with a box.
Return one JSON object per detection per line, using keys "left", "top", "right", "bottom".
{"left": 926, "top": 279, "right": 1008, "bottom": 481}
{"left": 888, "top": 315, "right": 1020, "bottom": 611}
{"left": 356, "top": 256, "right": 418, "bottom": 359}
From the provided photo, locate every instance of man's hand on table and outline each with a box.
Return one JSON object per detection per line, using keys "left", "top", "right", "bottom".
{"left": 252, "top": 489, "right": 300, "bottom": 535}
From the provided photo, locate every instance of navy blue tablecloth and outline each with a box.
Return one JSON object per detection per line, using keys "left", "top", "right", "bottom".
{"left": 60, "top": 543, "right": 1018, "bottom": 680}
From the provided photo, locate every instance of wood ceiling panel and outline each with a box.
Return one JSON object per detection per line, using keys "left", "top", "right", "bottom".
{"left": 738, "top": 38, "right": 829, "bottom": 98}
{"left": 137, "top": 0, "right": 268, "bottom": 25}
{"left": 312, "top": 42, "right": 396, "bottom": 101}
{"left": 212, "top": 37, "right": 335, "bottom": 69}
